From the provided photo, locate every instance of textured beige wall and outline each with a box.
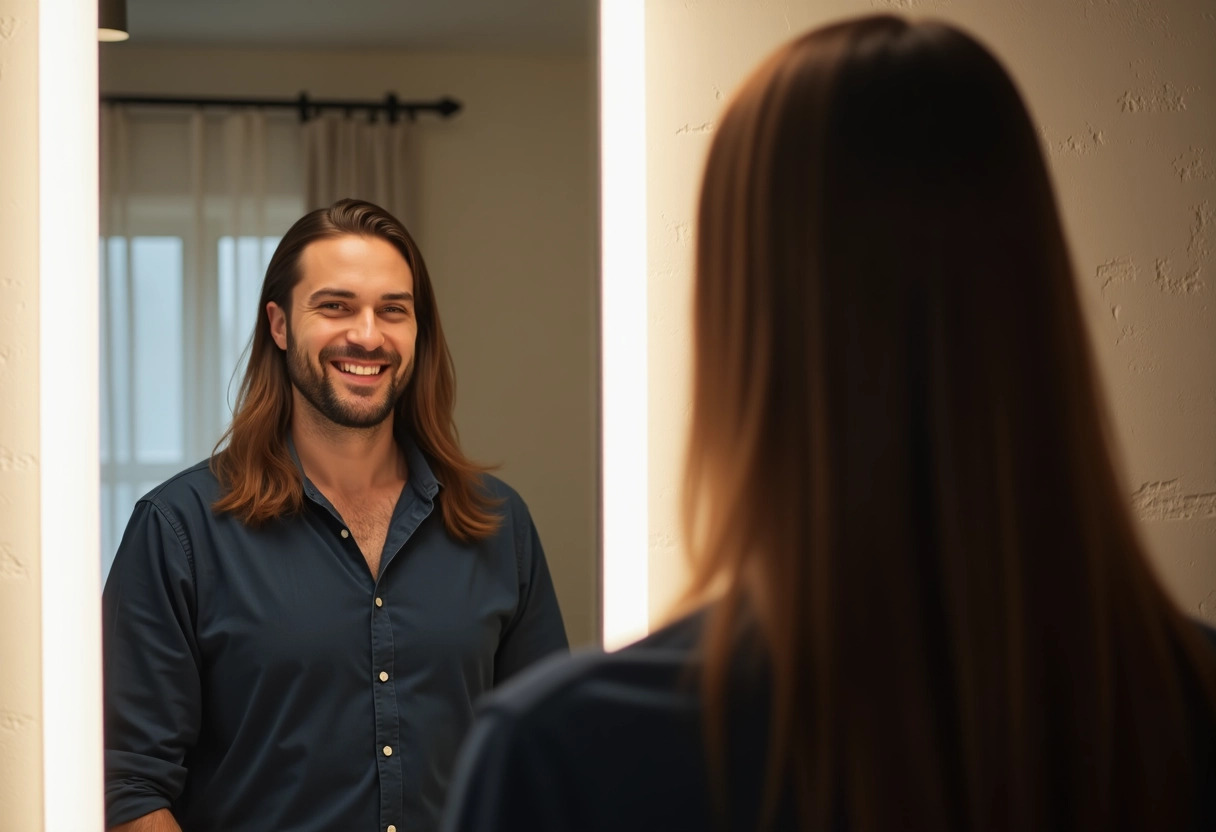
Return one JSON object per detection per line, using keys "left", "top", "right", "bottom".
{"left": 0, "top": 1, "right": 44, "bottom": 828}
{"left": 646, "top": 0, "right": 1216, "bottom": 621}
{"left": 100, "top": 45, "right": 600, "bottom": 646}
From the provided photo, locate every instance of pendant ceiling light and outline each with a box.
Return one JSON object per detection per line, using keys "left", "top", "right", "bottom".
{"left": 99, "top": 0, "right": 129, "bottom": 42}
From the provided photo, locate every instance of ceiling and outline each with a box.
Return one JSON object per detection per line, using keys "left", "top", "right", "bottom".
{"left": 124, "top": 0, "right": 594, "bottom": 53}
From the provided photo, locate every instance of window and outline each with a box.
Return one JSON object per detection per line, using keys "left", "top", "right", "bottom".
{"left": 99, "top": 107, "right": 305, "bottom": 577}
{"left": 99, "top": 232, "right": 281, "bottom": 577}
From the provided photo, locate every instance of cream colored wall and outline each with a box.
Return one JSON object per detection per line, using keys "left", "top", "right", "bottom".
{"left": 646, "top": 0, "right": 1216, "bottom": 621}
{"left": 99, "top": 45, "right": 600, "bottom": 646}
{"left": 0, "top": 1, "right": 44, "bottom": 828}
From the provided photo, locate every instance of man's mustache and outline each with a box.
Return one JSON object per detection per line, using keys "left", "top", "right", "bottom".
{"left": 319, "top": 346, "right": 398, "bottom": 365}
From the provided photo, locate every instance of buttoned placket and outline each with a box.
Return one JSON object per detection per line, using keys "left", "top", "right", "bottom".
{"left": 302, "top": 474, "right": 437, "bottom": 832}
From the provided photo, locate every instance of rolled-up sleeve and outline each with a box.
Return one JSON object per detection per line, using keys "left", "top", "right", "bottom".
{"left": 102, "top": 499, "right": 202, "bottom": 828}
{"left": 494, "top": 498, "right": 569, "bottom": 683}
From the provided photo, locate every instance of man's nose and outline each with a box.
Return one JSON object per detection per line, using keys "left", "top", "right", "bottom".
{"left": 346, "top": 309, "right": 385, "bottom": 350}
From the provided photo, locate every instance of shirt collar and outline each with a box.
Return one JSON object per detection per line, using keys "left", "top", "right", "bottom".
{"left": 285, "top": 431, "right": 441, "bottom": 501}
{"left": 401, "top": 435, "right": 441, "bottom": 499}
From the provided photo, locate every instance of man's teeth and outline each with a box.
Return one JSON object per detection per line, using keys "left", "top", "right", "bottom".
{"left": 339, "top": 363, "right": 382, "bottom": 376}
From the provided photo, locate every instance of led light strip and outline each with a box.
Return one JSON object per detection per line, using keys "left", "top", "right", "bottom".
{"left": 40, "top": 0, "right": 104, "bottom": 827}
{"left": 599, "top": 0, "right": 649, "bottom": 650}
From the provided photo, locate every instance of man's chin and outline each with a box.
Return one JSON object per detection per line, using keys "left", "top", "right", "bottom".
{"left": 340, "top": 385, "right": 382, "bottom": 399}
{"left": 326, "top": 392, "right": 399, "bottom": 429}
{"left": 325, "top": 410, "right": 395, "bottom": 430}
{"left": 332, "top": 401, "right": 393, "bottom": 425}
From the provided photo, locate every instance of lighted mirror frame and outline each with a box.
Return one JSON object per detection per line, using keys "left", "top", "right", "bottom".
{"left": 599, "top": 0, "right": 649, "bottom": 651}
{"left": 40, "top": 0, "right": 104, "bottom": 828}
{"left": 43, "top": 2, "right": 643, "bottom": 826}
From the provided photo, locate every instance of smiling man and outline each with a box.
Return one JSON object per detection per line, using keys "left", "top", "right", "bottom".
{"left": 102, "top": 199, "right": 568, "bottom": 832}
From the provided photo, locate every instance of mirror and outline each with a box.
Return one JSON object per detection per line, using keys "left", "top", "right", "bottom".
{"left": 98, "top": 0, "right": 600, "bottom": 650}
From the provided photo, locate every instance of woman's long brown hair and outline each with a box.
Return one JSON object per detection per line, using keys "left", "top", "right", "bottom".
{"left": 679, "top": 15, "right": 1216, "bottom": 831}
{"left": 211, "top": 199, "right": 499, "bottom": 540}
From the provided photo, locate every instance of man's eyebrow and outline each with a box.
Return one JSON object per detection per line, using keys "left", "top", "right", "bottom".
{"left": 305, "top": 289, "right": 414, "bottom": 303}
{"left": 307, "top": 288, "right": 356, "bottom": 303}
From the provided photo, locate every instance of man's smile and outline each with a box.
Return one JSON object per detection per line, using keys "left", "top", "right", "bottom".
{"left": 333, "top": 361, "right": 387, "bottom": 377}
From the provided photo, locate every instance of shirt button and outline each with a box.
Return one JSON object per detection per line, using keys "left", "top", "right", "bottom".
{"left": 383, "top": 745, "right": 393, "bottom": 757}
{"left": 340, "top": 529, "right": 350, "bottom": 539}
{"left": 375, "top": 597, "right": 383, "bottom": 608}
{"left": 379, "top": 671, "right": 389, "bottom": 682}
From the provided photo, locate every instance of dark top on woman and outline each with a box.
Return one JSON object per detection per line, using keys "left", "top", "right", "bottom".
{"left": 442, "top": 611, "right": 1216, "bottom": 832}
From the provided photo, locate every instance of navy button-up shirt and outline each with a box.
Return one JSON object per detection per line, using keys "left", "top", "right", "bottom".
{"left": 103, "top": 439, "right": 568, "bottom": 832}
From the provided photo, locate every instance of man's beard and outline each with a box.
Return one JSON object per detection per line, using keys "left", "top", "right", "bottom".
{"left": 285, "top": 329, "right": 414, "bottom": 430}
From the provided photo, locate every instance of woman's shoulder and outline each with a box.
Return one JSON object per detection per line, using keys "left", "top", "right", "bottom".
{"left": 482, "top": 610, "right": 707, "bottom": 724}
{"left": 445, "top": 613, "right": 718, "bottom": 831}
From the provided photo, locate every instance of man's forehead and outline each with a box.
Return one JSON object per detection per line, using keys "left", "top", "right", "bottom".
{"left": 295, "top": 234, "right": 414, "bottom": 294}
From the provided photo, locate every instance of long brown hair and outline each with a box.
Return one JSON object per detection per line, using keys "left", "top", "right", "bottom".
{"left": 680, "top": 15, "right": 1216, "bottom": 831}
{"left": 211, "top": 198, "right": 500, "bottom": 540}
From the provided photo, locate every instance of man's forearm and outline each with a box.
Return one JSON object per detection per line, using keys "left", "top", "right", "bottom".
{"left": 109, "top": 808, "right": 182, "bottom": 832}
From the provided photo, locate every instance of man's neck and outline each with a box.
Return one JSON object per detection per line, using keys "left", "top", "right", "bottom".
{"left": 289, "top": 401, "right": 407, "bottom": 497}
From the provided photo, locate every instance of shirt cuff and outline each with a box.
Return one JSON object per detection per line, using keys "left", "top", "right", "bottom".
{"left": 105, "top": 749, "right": 184, "bottom": 828}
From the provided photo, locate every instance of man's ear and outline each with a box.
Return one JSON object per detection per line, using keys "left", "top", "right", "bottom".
{"left": 267, "top": 302, "right": 288, "bottom": 351}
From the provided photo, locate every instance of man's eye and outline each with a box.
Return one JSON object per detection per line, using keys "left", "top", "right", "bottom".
{"left": 383, "top": 306, "right": 409, "bottom": 315}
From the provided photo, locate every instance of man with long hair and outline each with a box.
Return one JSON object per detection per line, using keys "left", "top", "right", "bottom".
{"left": 103, "top": 199, "right": 568, "bottom": 832}
{"left": 441, "top": 15, "right": 1216, "bottom": 832}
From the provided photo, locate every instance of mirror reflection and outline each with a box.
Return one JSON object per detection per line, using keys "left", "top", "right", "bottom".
{"left": 99, "top": 3, "right": 596, "bottom": 830}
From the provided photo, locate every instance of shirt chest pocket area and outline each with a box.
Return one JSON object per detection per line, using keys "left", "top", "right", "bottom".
{"left": 380, "top": 550, "right": 519, "bottom": 681}
{"left": 387, "top": 584, "right": 508, "bottom": 674}
{"left": 213, "top": 575, "right": 372, "bottom": 674}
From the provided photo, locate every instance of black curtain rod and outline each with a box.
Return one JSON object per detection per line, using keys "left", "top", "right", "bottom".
{"left": 99, "top": 92, "right": 462, "bottom": 122}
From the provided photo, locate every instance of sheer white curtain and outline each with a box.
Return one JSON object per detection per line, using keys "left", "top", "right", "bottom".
{"left": 99, "top": 105, "right": 305, "bottom": 575}
{"left": 303, "top": 114, "right": 416, "bottom": 226}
